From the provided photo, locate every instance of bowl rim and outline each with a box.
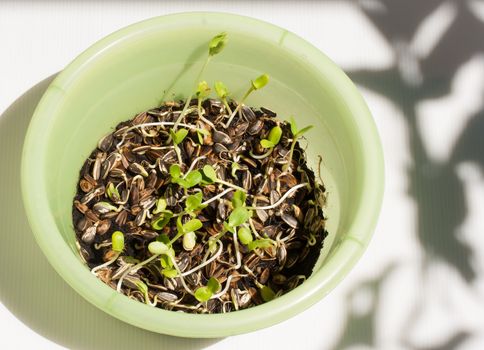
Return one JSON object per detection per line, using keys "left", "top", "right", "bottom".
{"left": 21, "top": 11, "right": 384, "bottom": 338}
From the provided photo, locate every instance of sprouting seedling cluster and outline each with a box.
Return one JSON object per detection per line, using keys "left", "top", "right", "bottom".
{"left": 83, "top": 31, "right": 321, "bottom": 311}
{"left": 214, "top": 81, "right": 232, "bottom": 114}
{"left": 91, "top": 230, "right": 124, "bottom": 275}
{"left": 194, "top": 277, "right": 222, "bottom": 302}
{"left": 252, "top": 124, "right": 284, "bottom": 160}
{"left": 283, "top": 116, "right": 314, "bottom": 171}
{"left": 173, "top": 32, "right": 228, "bottom": 130}
{"left": 260, "top": 125, "right": 283, "bottom": 150}
{"left": 169, "top": 164, "right": 202, "bottom": 189}
{"left": 169, "top": 128, "right": 189, "bottom": 166}
{"left": 201, "top": 164, "right": 245, "bottom": 192}
{"left": 223, "top": 73, "right": 269, "bottom": 128}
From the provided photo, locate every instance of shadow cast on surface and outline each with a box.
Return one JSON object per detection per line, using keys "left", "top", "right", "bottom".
{"left": 351, "top": 0, "right": 484, "bottom": 285}
{"left": 333, "top": 0, "right": 484, "bottom": 348}
{"left": 0, "top": 76, "right": 220, "bottom": 350}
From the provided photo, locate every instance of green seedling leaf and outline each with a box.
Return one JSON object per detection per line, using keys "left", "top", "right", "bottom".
{"left": 156, "top": 233, "right": 170, "bottom": 244}
{"left": 196, "top": 130, "right": 204, "bottom": 144}
{"left": 248, "top": 238, "right": 274, "bottom": 251}
{"left": 160, "top": 253, "right": 173, "bottom": 268}
{"left": 148, "top": 241, "right": 170, "bottom": 255}
{"left": 260, "top": 285, "right": 276, "bottom": 302}
{"left": 208, "top": 32, "right": 227, "bottom": 56}
{"left": 228, "top": 207, "right": 251, "bottom": 227}
{"left": 194, "top": 286, "right": 213, "bottom": 302}
{"left": 186, "top": 192, "right": 204, "bottom": 212}
{"left": 106, "top": 182, "right": 120, "bottom": 202}
{"left": 289, "top": 116, "right": 298, "bottom": 135}
{"left": 135, "top": 280, "right": 148, "bottom": 295}
{"left": 207, "top": 277, "right": 222, "bottom": 294}
{"left": 111, "top": 231, "right": 124, "bottom": 252}
{"left": 176, "top": 216, "right": 184, "bottom": 234}
{"left": 151, "top": 211, "right": 173, "bottom": 230}
{"left": 223, "top": 221, "right": 235, "bottom": 233}
{"left": 124, "top": 256, "right": 140, "bottom": 264}
{"left": 170, "top": 128, "right": 189, "bottom": 146}
{"left": 183, "top": 218, "right": 203, "bottom": 233}
{"left": 196, "top": 81, "right": 211, "bottom": 98}
{"left": 268, "top": 126, "right": 282, "bottom": 145}
{"left": 167, "top": 247, "right": 175, "bottom": 258}
{"left": 196, "top": 128, "right": 210, "bottom": 145}
{"left": 208, "top": 237, "right": 217, "bottom": 253}
{"left": 251, "top": 74, "right": 269, "bottom": 90}
{"left": 183, "top": 231, "right": 197, "bottom": 251}
{"left": 169, "top": 164, "right": 181, "bottom": 179}
{"left": 231, "top": 162, "right": 240, "bottom": 178}
{"left": 237, "top": 226, "right": 253, "bottom": 245}
{"left": 93, "top": 201, "right": 118, "bottom": 214}
{"left": 202, "top": 164, "right": 218, "bottom": 182}
{"left": 162, "top": 267, "right": 178, "bottom": 278}
{"left": 197, "top": 128, "right": 211, "bottom": 136}
{"left": 214, "top": 81, "right": 229, "bottom": 99}
{"left": 296, "top": 125, "right": 314, "bottom": 137}
{"left": 231, "top": 190, "right": 246, "bottom": 208}
{"left": 184, "top": 170, "right": 202, "bottom": 188}
{"left": 260, "top": 139, "right": 275, "bottom": 149}
{"left": 152, "top": 197, "right": 167, "bottom": 214}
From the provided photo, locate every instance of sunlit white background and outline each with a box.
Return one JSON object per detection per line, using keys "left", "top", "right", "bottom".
{"left": 1, "top": 1, "right": 484, "bottom": 349}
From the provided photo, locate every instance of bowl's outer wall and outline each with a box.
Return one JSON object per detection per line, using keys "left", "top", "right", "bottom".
{"left": 22, "top": 12, "right": 383, "bottom": 337}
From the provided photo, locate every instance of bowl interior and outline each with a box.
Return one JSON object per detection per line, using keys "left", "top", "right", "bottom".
{"left": 23, "top": 13, "right": 383, "bottom": 337}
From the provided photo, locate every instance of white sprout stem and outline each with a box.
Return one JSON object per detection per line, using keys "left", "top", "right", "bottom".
{"left": 148, "top": 294, "right": 158, "bottom": 307}
{"left": 146, "top": 281, "right": 168, "bottom": 291}
{"left": 200, "top": 247, "right": 212, "bottom": 264}
{"left": 116, "top": 136, "right": 126, "bottom": 149}
{"left": 200, "top": 115, "right": 216, "bottom": 129}
{"left": 243, "top": 265, "right": 257, "bottom": 278}
{"left": 283, "top": 138, "right": 298, "bottom": 171}
{"left": 296, "top": 275, "right": 307, "bottom": 283}
{"left": 111, "top": 263, "right": 133, "bottom": 280}
{"left": 182, "top": 156, "right": 206, "bottom": 179}
{"left": 116, "top": 254, "right": 160, "bottom": 292}
{"left": 197, "top": 102, "right": 216, "bottom": 129}
{"left": 173, "top": 56, "right": 211, "bottom": 129}
{"left": 91, "top": 252, "right": 120, "bottom": 275}
{"left": 224, "top": 88, "right": 252, "bottom": 128}
{"left": 94, "top": 242, "right": 112, "bottom": 250}
{"left": 279, "top": 228, "right": 296, "bottom": 243}
{"left": 211, "top": 275, "right": 234, "bottom": 299}
{"left": 222, "top": 99, "right": 233, "bottom": 115}
{"left": 169, "top": 256, "right": 195, "bottom": 295}
{"left": 173, "top": 95, "right": 194, "bottom": 130}
{"left": 308, "top": 233, "right": 317, "bottom": 246}
{"left": 197, "top": 99, "right": 217, "bottom": 128}
{"left": 180, "top": 241, "right": 223, "bottom": 277}
{"left": 216, "top": 179, "right": 246, "bottom": 192}
{"left": 224, "top": 105, "right": 240, "bottom": 129}
{"left": 168, "top": 302, "right": 204, "bottom": 311}
{"left": 174, "top": 146, "right": 183, "bottom": 166}
{"left": 232, "top": 230, "right": 242, "bottom": 270}
{"left": 248, "top": 183, "right": 307, "bottom": 210}
{"left": 248, "top": 219, "right": 262, "bottom": 239}
{"left": 200, "top": 188, "right": 234, "bottom": 206}
{"left": 126, "top": 122, "right": 199, "bottom": 133}
{"left": 139, "top": 145, "right": 175, "bottom": 151}
{"left": 249, "top": 149, "right": 273, "bottom": 160}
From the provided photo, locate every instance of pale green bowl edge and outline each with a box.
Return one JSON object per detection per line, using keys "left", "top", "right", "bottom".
{"left": 21, "top": 12, "right": 384, "bottom": 338}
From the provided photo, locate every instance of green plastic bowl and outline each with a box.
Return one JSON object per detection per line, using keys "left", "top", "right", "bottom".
{"left": 21, "top": 12, "right": 383, "bottom": 338}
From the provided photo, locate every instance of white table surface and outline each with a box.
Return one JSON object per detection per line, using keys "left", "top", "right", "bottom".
{"left": 2, "top": 1, "right": 484, "bottom": 349}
